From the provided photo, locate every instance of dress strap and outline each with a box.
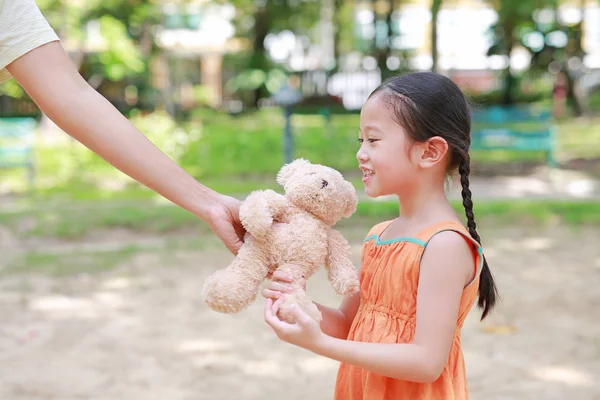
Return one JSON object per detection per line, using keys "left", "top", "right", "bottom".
{"left": 365, "top": 219, "right": 396, "bottom": 238}
{"left": 416, "top": 220, "right": 484, "bottom": 287}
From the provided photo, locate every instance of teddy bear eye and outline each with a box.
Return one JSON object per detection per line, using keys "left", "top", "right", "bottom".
{"left": 321, "top": 179, "right": 329, "bottom": 188}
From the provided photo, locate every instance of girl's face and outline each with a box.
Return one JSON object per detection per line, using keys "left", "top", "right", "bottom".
{"left": 356, "top": 95, "right": 421, "bottom": 198}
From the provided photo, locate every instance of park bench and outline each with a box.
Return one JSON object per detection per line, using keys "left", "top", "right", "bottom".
{"left": 0, "top": 117, "right": 37, "bottom": 189}
{"left": 470, "top": 106, "right": 557, "bottom": 167}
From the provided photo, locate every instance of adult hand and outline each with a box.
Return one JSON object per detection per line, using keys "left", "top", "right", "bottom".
{"left": 206, "top": 194, "right": 245, "bottom": 254}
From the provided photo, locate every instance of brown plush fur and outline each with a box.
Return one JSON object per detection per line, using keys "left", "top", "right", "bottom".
{"left": 202, "top": 158, "right": 360, "bottom": 324}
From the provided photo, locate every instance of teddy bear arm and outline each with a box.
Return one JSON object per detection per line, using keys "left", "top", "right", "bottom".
{"left": 240, "top": 190, "right": 287, "bottom": 238}
{"left": 261, "top": 189, "right": 289, "bottom": 221}
{"left": 326, "top": 228, "right": 360, "bottom": 295}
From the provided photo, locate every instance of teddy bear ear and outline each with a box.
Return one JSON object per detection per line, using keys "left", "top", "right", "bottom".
{"left": 342, "top": 182, "right": 359, "bottom": 218}
{"left": 276, "top": 158, "right": 311, "bottom": 186}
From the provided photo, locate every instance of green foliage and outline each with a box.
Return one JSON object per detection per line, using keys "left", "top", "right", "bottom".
{"left": 180, "top": 108, "right": 361, "bottom": 178}
{"left": 219, "top": 0, "right": 322, "bottom": 105}
{"left": 334, "top": 0, "right": 357, "bottom": 58}
{"left": 466, "top": 87, "right": 547, "bottom": 106}
{"left": 587, "top": 90, "right": 600, "bottom": 113}
{"left": 0, "top": 80, "right": 26, "bottom": 98}
{"left": 3, "top": 109, "right": 595, "bottom": 198}
{"left": 130, "top": 111, "right": 193, "bottom": 162}
{"left": 224, "top": 0, "right": 321, "bottom": 36}
{"left": 225, "top": 68, "right": 288, "bottom": 94}
{"left": 82, "top": 0, "right": 160, "bottom": 35}
{"left": 93, "top": 16, "right": 146, "bottom": 81}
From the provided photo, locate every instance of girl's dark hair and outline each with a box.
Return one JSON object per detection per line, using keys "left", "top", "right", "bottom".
{"left": 370, "top": 71, "right": 498, "bottom": 320}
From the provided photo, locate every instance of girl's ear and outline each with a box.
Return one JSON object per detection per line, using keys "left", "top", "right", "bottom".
{"left": 418, "top": 136, "right": 449, "bottom": 168}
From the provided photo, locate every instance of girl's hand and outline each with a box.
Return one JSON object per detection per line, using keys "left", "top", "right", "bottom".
{"left": 262, "top": 271, "right": 306, "bottom": 301}
{"left": 264, "top": 297, "right": 326, "bottom": 352}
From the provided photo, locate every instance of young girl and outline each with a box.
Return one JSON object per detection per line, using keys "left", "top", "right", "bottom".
{"left": 263, "top": 71, "right": 498, "bottom": 399}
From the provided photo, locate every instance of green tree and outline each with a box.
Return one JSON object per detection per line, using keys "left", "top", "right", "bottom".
{"left": 332, "top": 0, "right": 356, "bottom": 70}
{"left": 487, "top": 0, "right": 541, "bottom": 104}
{"left": 221, "top": 0, "right": 321, "bottom": 107}
{"left": 519, "top": 0, "right": 585, "bottom": 114}
{"left": 430, "top": 0, "right": 442, "bottom": 73}
{"left": 372, "top": 0, "right": 395, "bottom": 76}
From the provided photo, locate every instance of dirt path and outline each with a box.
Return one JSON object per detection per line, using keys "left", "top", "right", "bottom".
{"left": 0, "top": 225, "right": 598, "bottom": 400}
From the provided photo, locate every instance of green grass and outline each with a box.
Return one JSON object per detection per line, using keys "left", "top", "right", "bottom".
{"left": 557, "top": 118, "right": 600, "bottom": 159}
{"left": 354, "top": 199, "right": 600, "bottom": 225}
{"left": 2, "top": 199, "right": 600, "bottom": 242}
{"left": 2, "top": 199, "right": 598, "bottom": 277}
{"left": 4, "top": 245, "right": 141, "bottom": 276}
{"left": 1, "top": 109, "right": 598, "bottom": 199}
{"left": 2, "top": 235, "right": 212, "bottom": 276}
{"left": 0, "top": 202, "right": 206, "bottom": 239}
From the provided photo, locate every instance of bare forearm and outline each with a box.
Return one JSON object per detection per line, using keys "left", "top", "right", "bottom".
{"left": 57, "top": 87, "right": 218, "bottom": 214}
{"left": 313, "top": 336, "right": 439, "bottom": 383}
{"left": 315, "top": 303, "right": 353, "bottom": 339}
{"left": 9, "top": 42, "right": 220, "bottom": 220}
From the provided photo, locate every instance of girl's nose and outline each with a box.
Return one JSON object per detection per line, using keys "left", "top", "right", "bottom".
{"left": 356, "top": 147, "right": 368, "bottom": 162}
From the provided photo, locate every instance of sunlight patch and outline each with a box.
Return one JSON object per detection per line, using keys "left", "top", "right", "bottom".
{"left": 480, "top": 246, "right": 498, "bottom": 258}
{"left": 296, "top": 356, "right": 339, "bottom": 373}
{"left": 92, "top": 291, "right": 125, "bottom": 309}
{"left": 176, "top": 338, "right": 233, "bottom": 353}
{"left": 566, "top": 180, "right": 595, "bottom": 198}
{"left": 532, "top": 366, "right": 594, "bottom": 387}
{"left": 191, "top": 353, "right": 241, "bottom": 369}
{"left": 521, "top": 237, "right": 554, "bottom": 251}
{"left": 240, "top": 360, "right": 285, "bottom": 377}
{"left": 30, "top": 295, "right": 98, "bottom": 319}
{"left": 102, "top": 277, "right": 132, "bottom": 290}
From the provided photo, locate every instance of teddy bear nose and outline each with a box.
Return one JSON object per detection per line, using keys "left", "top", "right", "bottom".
{"left": 321, "top": 179, "right": 329, "bottom": 188}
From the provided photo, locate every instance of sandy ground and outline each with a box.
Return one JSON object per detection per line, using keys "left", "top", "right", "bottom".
{"left": 0, "top": 224, "right": 599, "bottom": 400}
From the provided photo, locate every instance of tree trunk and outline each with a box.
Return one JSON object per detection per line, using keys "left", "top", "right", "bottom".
{"left": 502, "top": 18, "right": 515, "bottom": 105}
{"left": 333, "top": 0, "right": 344, "bottom": 71}
{"left": 372, "top": 0, "right": 394, "bottom": 78}
{"left": 567, "top": 0, "right": 586, "bottom": 116}
{"left": 431, "top": 0, "right": 442, "bottom": 73}
{"left": 566, "top": 69, "right": 583, "bottom": 116}
{"left": 554, "top": 0, "right": 584, "bottom": 116}
{"left": 251, "top": 5, "right": 269, "bottom": 108}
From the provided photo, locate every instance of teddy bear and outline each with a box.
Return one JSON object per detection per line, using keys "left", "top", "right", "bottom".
{"left": 201, "top": 158, "right": 360, "bottom": 324}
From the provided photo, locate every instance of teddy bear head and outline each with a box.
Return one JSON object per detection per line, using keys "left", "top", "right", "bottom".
{"left": 276, "top": 158, "right": 358, "bottom": 226}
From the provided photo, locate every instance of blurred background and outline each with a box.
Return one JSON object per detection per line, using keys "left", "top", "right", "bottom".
{"left": 0, "top": 0, "right": 599, "bottom": 399}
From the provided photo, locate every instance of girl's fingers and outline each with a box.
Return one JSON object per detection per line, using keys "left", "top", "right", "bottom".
{"left": 264, "top": 298, "right": 284, "bottom": 330}
{"left": 271, "top": 270, "right": 294, "bottom": 282}
{"left": 262, "top": 288, "right": 281, "bottom": 300}
{"left": 272, "top": 296, "right": 284, "bottom": 315}
{"left": 268, "top": 281, "right": 294, "bottom": 293}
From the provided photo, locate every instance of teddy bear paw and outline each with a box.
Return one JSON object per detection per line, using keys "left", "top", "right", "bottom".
{"left": 331, "top": 272, "right": 360, "bottom": 295}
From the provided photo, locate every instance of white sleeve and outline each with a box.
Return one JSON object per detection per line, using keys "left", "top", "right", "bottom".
{"left": 0, "top": 0, "right": 60, "bottom": 84}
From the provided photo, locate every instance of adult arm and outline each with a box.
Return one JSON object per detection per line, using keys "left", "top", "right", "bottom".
{"left": 6, "top": 41, "right": 244, "bottom": 253}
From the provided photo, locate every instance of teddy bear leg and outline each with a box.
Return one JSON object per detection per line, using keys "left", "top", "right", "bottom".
{"left": 275, "top": 263, "right": 322, "bottom": 325}
{"left": 202, "top": 237, "right": 270, "bottom": 314}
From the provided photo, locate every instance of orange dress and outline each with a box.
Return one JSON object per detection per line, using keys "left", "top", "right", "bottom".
{"left": 334, "top": 219, "right": 484, "bottom": 400}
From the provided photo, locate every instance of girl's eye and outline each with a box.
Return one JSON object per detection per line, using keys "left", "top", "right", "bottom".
{"left": 357, "top": 138, "right": 379, "bottom": 144}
